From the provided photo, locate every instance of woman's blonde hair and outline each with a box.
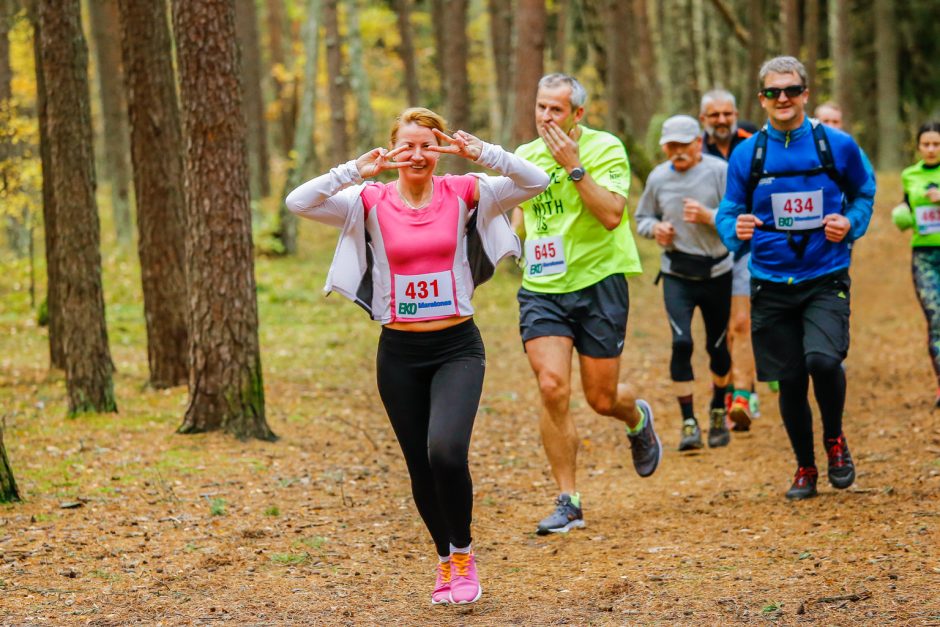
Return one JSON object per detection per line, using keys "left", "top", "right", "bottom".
{"left": 390, "top": 107, "right": 448, "bottom": 146}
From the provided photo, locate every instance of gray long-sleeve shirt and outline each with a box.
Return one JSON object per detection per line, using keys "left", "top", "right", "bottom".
{"left": 635, "top": 154, "right": 732, "bottom": 278}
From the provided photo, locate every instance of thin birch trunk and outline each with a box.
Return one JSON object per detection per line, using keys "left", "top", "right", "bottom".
{"left": 345, "top": 0, "right": 374, "bottom": 153}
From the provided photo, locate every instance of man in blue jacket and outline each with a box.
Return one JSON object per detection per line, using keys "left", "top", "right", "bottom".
{"left": 716, "top": 56, "right": 875, "bottom": 500}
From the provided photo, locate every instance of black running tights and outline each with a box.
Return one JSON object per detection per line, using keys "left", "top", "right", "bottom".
{"left": 778, "top": 353, "right": 846, "bottom": 468}
{"left": 376, "top": 319, "right": 485, "bottom": 557}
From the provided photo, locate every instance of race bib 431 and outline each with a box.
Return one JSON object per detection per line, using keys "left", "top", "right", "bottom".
{"left": 525, "top": 235, "right": 567, "bottom": 277}
{"left": 393, "top": 271, "right": 457, "bottom": 319}
{"left": 771, "top": 190, "right": 824, "bottom": 230}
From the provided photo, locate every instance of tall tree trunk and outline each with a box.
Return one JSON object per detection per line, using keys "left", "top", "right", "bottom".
{"left": 780, "top": 0, "right": 799, "bottom": 56}
{"left": 630, "top": 0, "right": 657, "bottom": 133}
{"left": 30, "top": 2, "right": 65, "bottom": 369}
{"left": 0, "top": 426, "right": 18, "bottom": 503}
{"left": 265, "top": 0, "right": 294, "bottom": 155}
{"left": 1, "top": 0, "right": 27, "bottom": 258}
{"left": 173, "top": 0, "right": 274, "bottom": 441}
{"left": 441, "top": 0, "right": 470, "bottom": 172}
{"left": 323, "top": 0, "right": 349, "bottom": 165}
{"left": 429, "top": 0, "right": 446, "bottom": 112}
{"left": 510, "top": 0, "right": 544, "bottom": 149}
{"left": 278, "top": 0, "right": 321, "bottom": 257}
{"left": 87, "top": 0, "right": 133, "bottom": 246}
{"left": 487, "top": 0, "right": 513, "bottom": 145}
{"left": 235, "top": 0, "right": 270, "bottom": 201}
{"left": 874, "top": 0, "right": 899, "bottom": 170}
{"left": 550, "top": 1, "right": 566, "bottom": 71}
{"left": 38, "top": 0, "right": 116, "bottom": 414}
{"left": 117, "top": 0, "right": 189, "bottom": 389}
{"left": 648, "top": 0, "right": 675, "bottom": 115}
{"left": 345, "top": 0, "right": 374, "bottom": 153}
{"left": 394, "top": 0, "right": 420, "bottom": 106}
{"left": 691, "top": 0, "right": 709, "bottom": 101}
{"left": 803, "top": 0, "right": 819, "bottom": 102}
{"left": 829, "top": 0, "right": 851, "bottom": 128}
{"left": 745, "top": 0, "right": 766, "bottom": 122}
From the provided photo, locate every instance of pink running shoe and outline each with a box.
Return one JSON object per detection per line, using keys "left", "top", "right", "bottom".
{"left": 431, "top": 560, "right": 451, "bottom": 605}
{"left": 448, "top": 552, "right": 481, "bottom": 604}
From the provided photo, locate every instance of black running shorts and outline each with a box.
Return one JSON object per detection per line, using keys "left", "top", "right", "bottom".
{"left": 517, "top": 273, "right": 629, "bottom": 359}
{"left": 750, "top": 269, "right": 851, "bottom": 381}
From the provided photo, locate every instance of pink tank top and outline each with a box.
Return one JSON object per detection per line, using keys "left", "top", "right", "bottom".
{"left": 360, "top": 175, "right": 478, "bottom": 323}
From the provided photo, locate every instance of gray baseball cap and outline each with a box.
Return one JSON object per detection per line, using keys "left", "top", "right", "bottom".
{"left": 659, "top": 115, "right": 701, "bottom": 145}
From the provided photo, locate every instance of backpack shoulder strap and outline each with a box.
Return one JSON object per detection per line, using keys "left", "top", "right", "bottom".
{"left": 744, "top": 129, "right": 769, "bottom": 214}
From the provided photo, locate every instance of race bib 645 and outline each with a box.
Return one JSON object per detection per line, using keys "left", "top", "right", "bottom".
{"left": 525, "top": 235, "right": 567, "bottom": 277}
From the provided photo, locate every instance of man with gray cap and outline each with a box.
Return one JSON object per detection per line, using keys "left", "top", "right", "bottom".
{"left": 636, "top": 115, "right": 733, "bottom": 451}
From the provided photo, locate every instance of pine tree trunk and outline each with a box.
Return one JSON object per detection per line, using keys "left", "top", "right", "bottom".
{"left": 430, "top": 0, "right": 446, "bottom": 112}
{"left": 173, "top": 0, "right": 274, "bottom": 441}
{"left": 745, "top": 0, "right": 765, "bottom": 121}
{"left": 551, "top": 3, "right": 567, "bottom": 72}
{"left": 487, "top": 0, "right": 513, "bottom": 145}
{"left": 1, "top": 0, "right": 27, "bottom": 258}
{"left": 394, "top": 0, "right": 420, "bottom": 106}
{"left": 648, "top": 0, "right": 675, "bottom": 115}
{"left": 279, "top": 0, "right": 321, "bottom": 257}
{"left": 323, "top": 0, "right": 349, "bottom": 166}
{"left": 690, "top": 0, "right": 708, "bottom": 101}
{"left": 780, "top": 0, "right": 799, "bottom": 56}
{"left": 874, "top": 0, "right": 899, "bottom": 170}
{"left": 87, "top": 0, "right": 133, "bottom": 246}
{"left": 630, "top": 0, "right": 657, "bottom": 133}
{"left": 117, "top": 0, "right": 189, "bottom": 389}
{"left": 0, "top": 426, "right": 19, "bottom": 503}
{"left": 345, "top": 0, "right": 374, "bottom": 153}
{"left": 265, "top": 0, "right": 294, "bottom": 155}
{"left": 803, "top": 0, "right": 819, "bottom": 101}
{"left": 38, "top": 0, "right": 116, "bottom": 415}
{"left": 235, "top": 0, "right": 271, "bottom": 201}
{"left": 829, "top": 0, "right": 851, "bottom": 127}
{"left": 30, "top": 3, "right": 65, "bottom": 369}
{"left": 510, "top": 0, "right": 544, "bottom": 149}
{"left": 441, "top": 0, "right": 470, "bottom": 173}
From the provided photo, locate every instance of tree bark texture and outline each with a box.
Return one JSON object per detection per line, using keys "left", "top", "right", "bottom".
{"left": 0, "top": 426, "right": 19, "bottom": 503}
{"left": 874, "top": 0, "right": 899, "bottom": 170}
{"left": 279, "top": 0, "right": 321, "bottom": 257}
{"left": 803, "top": 0, "right": 819, "bottom": 101}
{"left": 323, "top": 0, "right": 349, "bottom": 166}
{"left": 117, "top": 0, "right": 189, "bottom": 389}
{"left": 235, "top": 0, "right": 271, "bottom": 200}
{"left": 38, "top": 0, "right": 116, "bottom": 414}
{"left": 429, "top": 0, "right": 446, "bottom": 112}
{"left": 30, "top": 2, "right": 65, "bottom": 369}
{"left": 780, "top": 0, "right": 800, "bottom": 57}
{"left": 745, "top": 0, "right": 766, "bottom": 121}
{"left": 441, "top": 0, "right": 470, "bottom": 173}
{"left": 394, "top": 0, "right": 420, "bottom": 106}
{"left": 1, "top": 0, "right": 27, "bottom": 258}
{"left": 691, "top": 0, "right": 709, "bottom": 100}
{"left": 87, "top": 0, "right": 133, "bottom": 246}
{"left": 487, "top": 0, "right": 513, "bottom": 145}
{"left": 828, "top": 0, "right": 851, "bottom": 128}
{"left": 510, "top": 0, "right": 544, "bottom": 149}
{"left": 265, "top": 0, "right": 294, "bottom": 155}
{"left": 172, "top": 0, "right": 273, "bottom": 441}
{"left": 345, "top": 0, "right": 375, "bottom": 153}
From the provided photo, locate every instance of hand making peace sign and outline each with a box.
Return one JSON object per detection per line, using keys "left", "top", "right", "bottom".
{"left": 355, "top": 145, "right": 413, "bottom": 179}
{"left": 427, "top": 128, "right": 484, "bottom": 161}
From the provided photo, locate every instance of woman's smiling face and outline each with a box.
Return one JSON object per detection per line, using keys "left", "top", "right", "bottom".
{"left": 393, "top": 123, "right": 441, "bottom": 183}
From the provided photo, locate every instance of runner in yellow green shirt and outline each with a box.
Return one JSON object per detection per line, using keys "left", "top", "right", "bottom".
{"left": 512, "top": 74, "right": 660, "bottom": 535}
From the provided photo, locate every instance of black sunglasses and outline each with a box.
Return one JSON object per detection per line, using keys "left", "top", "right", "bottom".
{"left": 759, "top": 85, "right": 806, "bottom": 99}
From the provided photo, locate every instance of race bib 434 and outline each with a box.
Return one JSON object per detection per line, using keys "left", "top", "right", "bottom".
{"left": 393, "top": 271, "right": 457, "bottom": 319}
{"left": 525, "top": 235, "right": 567, "bottom": 277}
{"left": 771, "top": 190, "right": 824, "bottom": 230}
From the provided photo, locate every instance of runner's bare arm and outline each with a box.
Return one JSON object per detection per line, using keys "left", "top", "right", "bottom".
{"left": 540, "top": 121, "right": 625, "bottom": 230}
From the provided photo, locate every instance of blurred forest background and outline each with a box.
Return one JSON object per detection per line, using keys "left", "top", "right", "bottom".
{"left": 0, "top": 0, "right": 939, "bottom": 476}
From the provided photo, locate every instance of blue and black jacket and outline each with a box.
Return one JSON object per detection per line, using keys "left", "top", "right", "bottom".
{"left": 716, "top": 117, "right": 875, "bottom": 284}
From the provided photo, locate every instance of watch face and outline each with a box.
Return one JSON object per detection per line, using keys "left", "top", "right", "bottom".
{"left": 570, "top": 167, "right": 585, "bottom": 181}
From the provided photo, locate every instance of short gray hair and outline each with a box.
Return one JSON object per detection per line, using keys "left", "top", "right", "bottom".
{"left": 758, "top": 56, "right": 808, "bottom": 88}
{"left": 700, "top": 89, "right": 737, "bottom": 113}
{"left": 538, "top": 73, "right": 587, "bottom": 108}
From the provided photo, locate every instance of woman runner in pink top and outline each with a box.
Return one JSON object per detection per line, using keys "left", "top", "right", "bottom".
{"left": 286, "top": 108, "right": 548, "bottom": 605}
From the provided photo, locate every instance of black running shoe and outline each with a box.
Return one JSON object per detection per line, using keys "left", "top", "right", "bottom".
{"left": 536, "top": 494, "right": 585, "bottom": 535}
{"left": 707, "top": 408, "right": 730, "bottom": 448}
{"left": 627, "top": 399, "right": 662, "bottom": 477}
{"left": 825, "top": 434, "right": 855, "bottom": 489}
{"left": 678, "top": 418, "right": 703, "bottom": 451}
{"left": 785, "top": 466, "right": 819, "bottom": 500}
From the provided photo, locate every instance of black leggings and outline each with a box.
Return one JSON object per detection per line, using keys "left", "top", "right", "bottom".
{"left": 376, "top": 319, "right": 485, "bottom": 557}
{"left": 662, "top": 273, "right": 732, "bottom": 382}
{"left": 778, "top": 353, "right": 846, "bottom": 468}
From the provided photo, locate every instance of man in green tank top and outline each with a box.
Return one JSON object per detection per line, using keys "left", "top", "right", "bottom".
{"left": 513, "top": 74, "right": 661, "bottom": 536}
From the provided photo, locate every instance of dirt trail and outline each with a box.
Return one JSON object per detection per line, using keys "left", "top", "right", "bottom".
{"left": 1, "top": 186, "right": 938, "bottom": 625}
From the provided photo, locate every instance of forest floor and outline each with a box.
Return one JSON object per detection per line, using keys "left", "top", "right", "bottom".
{"left": 1, "top": 175, "right": 939, "bottom": 626}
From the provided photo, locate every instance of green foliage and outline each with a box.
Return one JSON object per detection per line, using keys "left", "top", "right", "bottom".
{"left": 263, "top": 505, "right": 280, "bottom": 517}
{"left": 269, "top": 552, "right": 308, "bottom": 565}
{"left": 208, "top": 498, "right": 226, "bottom": 516}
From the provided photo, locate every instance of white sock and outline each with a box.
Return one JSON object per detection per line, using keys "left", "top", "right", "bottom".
{"left": 450, "top": 543, "right": 472, "bottom": 554}
{"left": 438, "top": 554, "right": 450, "bottom": 563}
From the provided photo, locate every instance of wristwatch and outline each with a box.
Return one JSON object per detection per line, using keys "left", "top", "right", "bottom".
{"left": 569, "top": 166, "right": 585, "bottom": 182}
